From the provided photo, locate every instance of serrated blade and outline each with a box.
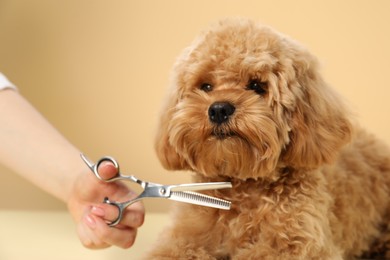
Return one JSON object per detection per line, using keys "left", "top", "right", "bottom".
{"left": 169, "top": 191, "right": 231, "bottom": 210}
{"left": 169, "top": 182, "right": 232, "bottom": 192}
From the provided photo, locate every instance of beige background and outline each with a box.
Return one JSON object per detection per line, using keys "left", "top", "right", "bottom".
{"left": 1, "top": 0, "right": 390, "bottom": 212}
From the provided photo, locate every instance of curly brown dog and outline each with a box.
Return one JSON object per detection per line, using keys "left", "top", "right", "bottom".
{"left": 146, "top": 18, "right": 390, "bottom": 259}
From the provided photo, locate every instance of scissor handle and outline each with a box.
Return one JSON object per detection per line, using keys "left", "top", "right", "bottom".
{"left": 94, "top": 156, "right": 122, "bottom": 182}
{"left": 103, "top": 196, "right": 144, "bottom": 227}
{"left": 81, "top": 154, "right": 121, "bottom": 182}
{"left": 103, "top": 197, "right": 125, "bottom": 227}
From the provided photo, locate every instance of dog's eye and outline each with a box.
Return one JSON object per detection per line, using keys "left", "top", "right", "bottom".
{"left": 246, "top": 80, "right": 267, "bottom": 95}
{"left": 200, "top": 83, "right": 213, "bottom": 92}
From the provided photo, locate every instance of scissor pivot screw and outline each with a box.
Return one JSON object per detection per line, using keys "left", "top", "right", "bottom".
{"left": 160, "top": 188, "right": 166, "bottom": 195}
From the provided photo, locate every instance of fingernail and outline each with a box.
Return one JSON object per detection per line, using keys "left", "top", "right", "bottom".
{"left": 91, "top": 206, "right": 105, "bottom": 217}
{"left": 85, "top": 214, "right": 96, "bottom": 229}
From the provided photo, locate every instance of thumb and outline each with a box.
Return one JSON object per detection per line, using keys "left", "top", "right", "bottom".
{"left": 97, "top": 160, "right": 118, "bottom": 180}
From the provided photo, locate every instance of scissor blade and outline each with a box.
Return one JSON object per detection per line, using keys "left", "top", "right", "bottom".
{"left": 169, "top": 182, "right": 232, "bottom": 192}
{"left": 169, "top": 191, "right": 231, "bottom": 210}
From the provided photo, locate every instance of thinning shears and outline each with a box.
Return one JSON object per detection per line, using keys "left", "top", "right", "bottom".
{"left": 81, "top": 154, "right": 232, "bottom": 227}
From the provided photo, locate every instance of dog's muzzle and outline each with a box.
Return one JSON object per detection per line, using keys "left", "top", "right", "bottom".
{"left": 208, "top": 102, "right": 235, "bottom": 125}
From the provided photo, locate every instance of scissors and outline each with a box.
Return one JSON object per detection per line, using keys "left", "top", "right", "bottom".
{"left": 80, "top": 154, "right": 232, "bottom": 227}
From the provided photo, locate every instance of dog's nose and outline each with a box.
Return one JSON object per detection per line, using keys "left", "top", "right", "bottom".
{"left": 208, "top": 102, "right": 235, "bottom": 124}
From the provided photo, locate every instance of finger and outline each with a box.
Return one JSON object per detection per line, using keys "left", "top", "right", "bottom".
{"left": 79, "top": 213, "right": 110, "bottom": 249}
{"left": 121, "top": 201, "right": 145, "bottom": 228}
{"left": 97, "top": 160, "right": 118, "bottom": 180}
{"left": 91, "top": 200, "right": 145, "bottom": 228}
{"left": 94, "top": 215, "right": 138, "bottom": 249}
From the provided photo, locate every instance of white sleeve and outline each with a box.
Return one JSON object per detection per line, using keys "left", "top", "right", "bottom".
{"left": 0, "top": 73, "right": 17, "bottom": 91}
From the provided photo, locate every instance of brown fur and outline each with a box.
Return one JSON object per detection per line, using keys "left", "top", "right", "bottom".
{"left": 146, "top": 18, "right": 390, "bottom": 259}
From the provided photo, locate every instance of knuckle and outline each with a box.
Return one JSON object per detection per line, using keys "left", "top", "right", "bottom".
{"left": 86, "top": 240, "right": 110, "bottom": 250}
{"left": 122, "top": 231, "right": 137, "bottom": 249}
{"left": 81, "top": 239, "right": 94, "bottom": 249}
{"left": 132, "top": 211, "right": 145, "bottom": 227}
{"left": 127, "top": 202, "right": 145, "bottom": 227}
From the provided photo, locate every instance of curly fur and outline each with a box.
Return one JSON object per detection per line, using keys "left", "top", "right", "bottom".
{"left": 146, "top": 18, "right": 390, "bottom": 259}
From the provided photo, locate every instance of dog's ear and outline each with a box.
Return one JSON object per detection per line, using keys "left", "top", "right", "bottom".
{"left": 281, "top": 50, "right": 353, "bottom": 169}
{"left": 155, "top": 45, "right": 200, "bottom": 171}
{"left": 154, "top": 83, "right": 189, "bottom": 171}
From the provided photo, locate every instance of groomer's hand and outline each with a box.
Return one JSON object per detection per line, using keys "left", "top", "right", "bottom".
{"left": 67, "top": 160, "right": 145, "bottom": 249}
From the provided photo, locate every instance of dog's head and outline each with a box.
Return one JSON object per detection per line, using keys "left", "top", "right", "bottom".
{"left": 155, "top": 18, "right": 352, "bottom": 180}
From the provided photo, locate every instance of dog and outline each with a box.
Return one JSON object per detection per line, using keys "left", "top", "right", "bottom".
{"left": 146, "top": 18, "right": 390, "bottom": 259}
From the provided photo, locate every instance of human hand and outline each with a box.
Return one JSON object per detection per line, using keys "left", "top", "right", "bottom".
{"left": 67, "top": 159, "right": 145, "bottom": 249}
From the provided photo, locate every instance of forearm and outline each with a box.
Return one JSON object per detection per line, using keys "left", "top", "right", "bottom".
{"left": 0, "top": 89, "right": 86, "bottom": 202}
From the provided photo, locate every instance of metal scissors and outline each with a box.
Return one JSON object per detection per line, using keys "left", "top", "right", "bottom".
{"left": 80, "top": 154, "right": 232, "bottom": 227}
